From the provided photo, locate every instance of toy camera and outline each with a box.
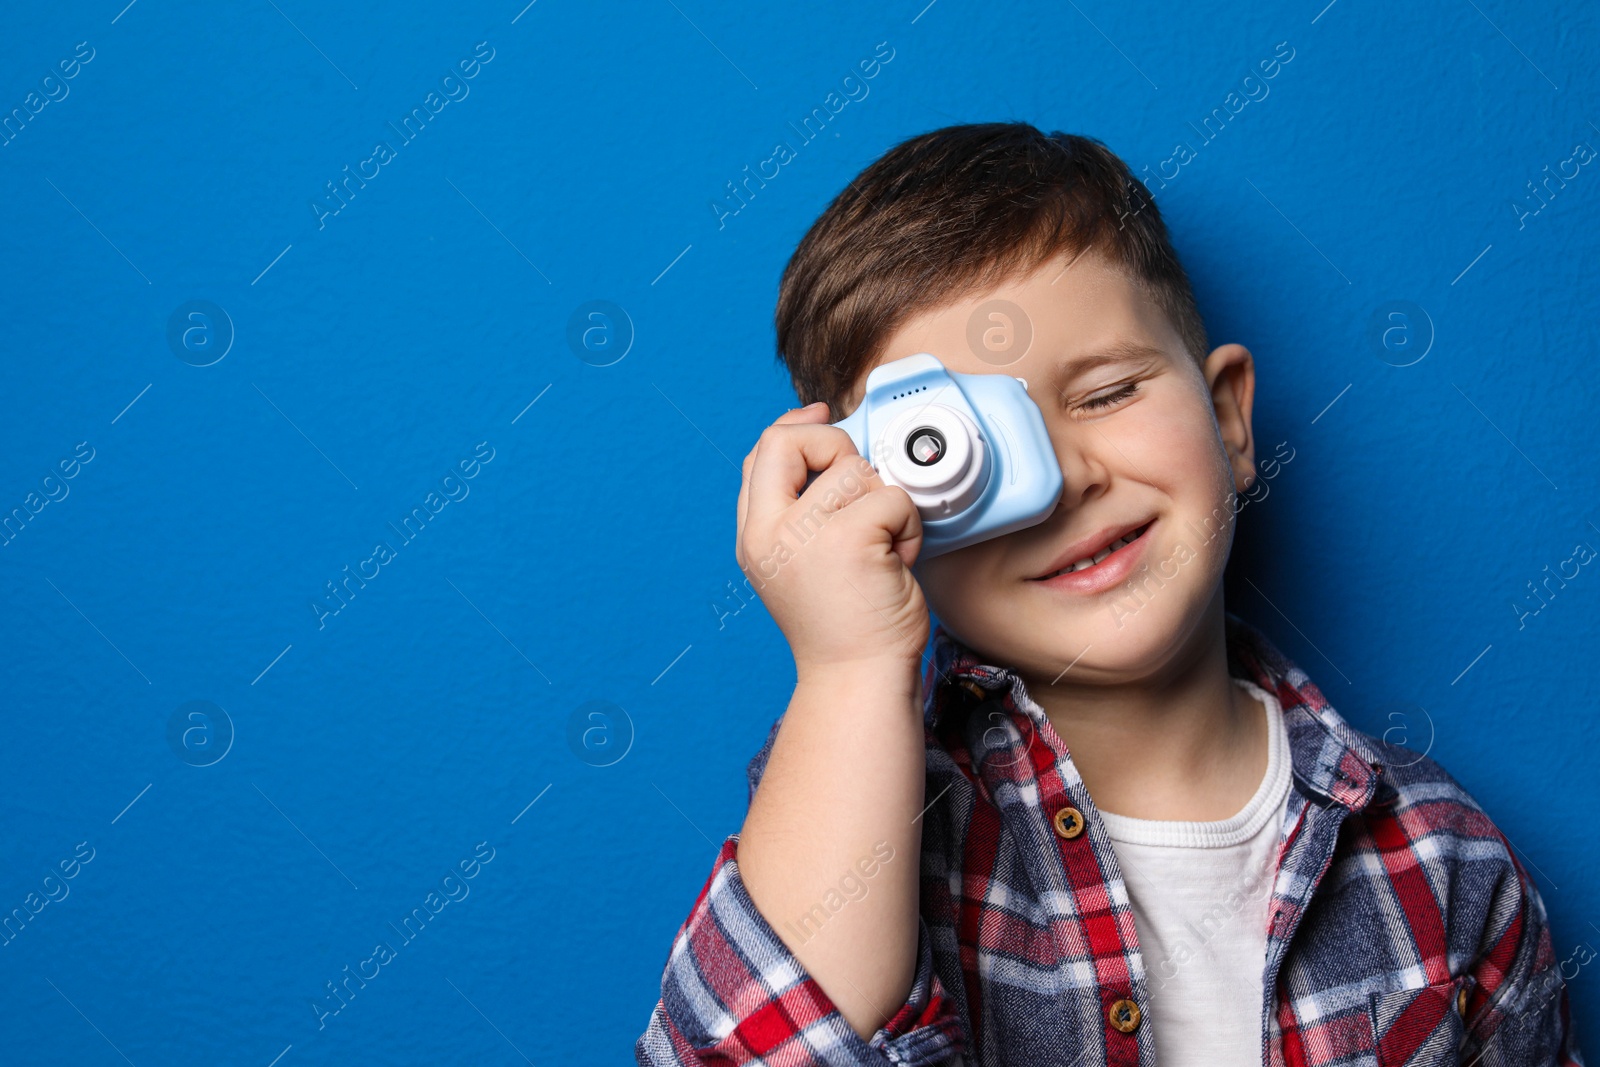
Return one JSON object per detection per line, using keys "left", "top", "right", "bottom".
{"left": 816, "top": 353, "right": 1063, "bottom": 559}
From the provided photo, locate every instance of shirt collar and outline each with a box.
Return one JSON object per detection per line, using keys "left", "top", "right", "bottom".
{"left": 921, "top": 612, "right": 1389, "bottom": 812}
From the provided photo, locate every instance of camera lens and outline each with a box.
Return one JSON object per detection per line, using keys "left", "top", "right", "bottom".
{"left": 875, "top": 404, "right": 989, "bottom": 520}
{"left": 906, "top": 427, "right": 946, "bottom": 466}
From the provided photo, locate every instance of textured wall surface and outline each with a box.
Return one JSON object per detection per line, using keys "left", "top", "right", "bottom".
{"left": 1, "top": 1, "right": 1595, "bottom": 1063}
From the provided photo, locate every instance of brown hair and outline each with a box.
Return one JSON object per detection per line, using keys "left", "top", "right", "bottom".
{"left": 774, "top": 122, "right": 1209, "bottom": 419}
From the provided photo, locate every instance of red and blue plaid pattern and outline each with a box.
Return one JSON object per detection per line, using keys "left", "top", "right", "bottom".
{"left": 636, "top": 614, "right": 1585, "bottom": 1066}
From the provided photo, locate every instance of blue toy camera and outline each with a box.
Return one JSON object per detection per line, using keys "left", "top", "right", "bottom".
{"left": 822, "top": 353, "right": 1063, "bottom": 559}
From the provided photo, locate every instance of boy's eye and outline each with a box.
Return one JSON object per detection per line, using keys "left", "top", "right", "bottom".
{"left": 1076, "top": 382, "right": 1140, "bottom": 412}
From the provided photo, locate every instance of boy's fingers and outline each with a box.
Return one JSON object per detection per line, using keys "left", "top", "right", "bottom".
{"left": 738, "top": 404, "right": 829, "bottom": 537}
{"left": 798, "top": 450, "right": 879, "bottom": 511}
{"left": 773, "top": 401, "right": 831, "bottom": 425}
{"left": 846, "top": 484, "right": 924, "bottom": 570}
{"left": 746, "top": 423, "right": 867, "bottom": 523}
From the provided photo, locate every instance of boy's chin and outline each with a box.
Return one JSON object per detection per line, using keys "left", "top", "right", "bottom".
{"left": 1072, "top": 616, "right": 1203, "bottom": 681}
{"left": 983, "top": 594, "right": 1213, "bottom": 687}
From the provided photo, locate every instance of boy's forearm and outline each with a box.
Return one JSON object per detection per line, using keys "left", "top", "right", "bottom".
{"left": 736, "top": 656, "right": 928, "bottom": 1042}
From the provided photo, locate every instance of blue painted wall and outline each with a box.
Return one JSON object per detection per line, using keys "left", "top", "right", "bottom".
{"left": 1, "top": 1, "right": 1595, "bottom": 1062}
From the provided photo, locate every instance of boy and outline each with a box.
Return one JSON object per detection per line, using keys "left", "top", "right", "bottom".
{"left": 636, "top": 123, "right": 1584, "bottom": 1066}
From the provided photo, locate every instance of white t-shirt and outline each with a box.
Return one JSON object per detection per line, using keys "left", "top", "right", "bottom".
{"left": 1096, "top": 677, "right": 1291, "bottom": 1065}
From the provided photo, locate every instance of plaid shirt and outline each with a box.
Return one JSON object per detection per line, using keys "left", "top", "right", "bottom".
{"left": 636, "top": 613, "right": 1585, "bottom": 1066}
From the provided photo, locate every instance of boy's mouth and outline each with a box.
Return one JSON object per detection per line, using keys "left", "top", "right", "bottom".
{"left": 1030, "top": 520, "right": 1153, "bottom": 581}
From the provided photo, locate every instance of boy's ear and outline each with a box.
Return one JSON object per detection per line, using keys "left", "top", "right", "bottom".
{"left": 1203, "top": 343, "right": 1257, "bottom": 491}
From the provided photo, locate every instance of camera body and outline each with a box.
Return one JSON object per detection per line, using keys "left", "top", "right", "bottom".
{"left": 826, "top": 353, "right": 1063, "bottom": 559}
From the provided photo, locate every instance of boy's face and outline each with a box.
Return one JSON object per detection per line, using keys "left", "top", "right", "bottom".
{"left": 841, "top": 248, "right": 1258, "bottom": 689}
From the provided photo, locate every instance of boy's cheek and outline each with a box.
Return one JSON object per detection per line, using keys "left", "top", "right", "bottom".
{"left": 914, "top": 558, "right": 992, "bottom": 645}
{"left": 915, "top": 543, "right": 1000, "bottom": 610}
{"left": 1148, "top": 394, "right": 1239, "bottom": 488}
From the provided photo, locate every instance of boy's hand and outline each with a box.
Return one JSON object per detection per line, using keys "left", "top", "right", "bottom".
{"left": 736, "top": 402, "right": 928, "bottom": 674}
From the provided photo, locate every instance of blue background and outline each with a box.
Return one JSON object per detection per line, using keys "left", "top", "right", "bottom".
{"left": 1, "top": 0, "right": 1596, "bottom": 1062}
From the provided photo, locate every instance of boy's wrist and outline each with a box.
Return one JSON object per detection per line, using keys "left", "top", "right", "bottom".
{"left": 795, "top": 655, "right": 924, "bottom": 703}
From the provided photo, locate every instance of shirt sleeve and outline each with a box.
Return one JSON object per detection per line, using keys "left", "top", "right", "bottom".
{"left": 633, "top": 836, "right": 966, "bottom": 1067}
{"left": 634, "top": 717, "right": 968, "bottom": 1067}
{"left": 1461, "top": 841, "right": 1587, "bottom": 1065}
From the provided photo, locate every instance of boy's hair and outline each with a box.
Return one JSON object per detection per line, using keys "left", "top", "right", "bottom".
{"left": 775, "top": 122, "right": 1209, "bottom": 418}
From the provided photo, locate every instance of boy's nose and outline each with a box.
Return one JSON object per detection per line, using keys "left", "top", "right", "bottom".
{"left": 1050, "top": 438, "right": 1111, "bottom": 510}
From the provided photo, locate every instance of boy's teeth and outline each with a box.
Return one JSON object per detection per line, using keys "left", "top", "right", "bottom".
{"left": 1050, "top": 524, "right": 1148, "bottom": 577}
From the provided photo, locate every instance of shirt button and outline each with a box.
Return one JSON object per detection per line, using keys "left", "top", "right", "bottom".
{"left": 1457, "top": 985, "right": 1468, "bottom": 1016}
{"left": 1108, "top": 998, "right": 1141, "bottom": 1033}
{"left": 957, "top": 678, "right": 987, "bottom": 702}
{"left": 1053, "top": 806, "right": 1084, "bottom": 839}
